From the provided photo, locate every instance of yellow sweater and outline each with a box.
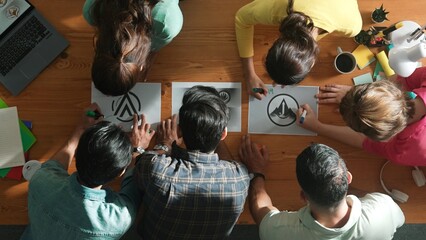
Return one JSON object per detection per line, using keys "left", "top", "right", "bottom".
{"left": 235, "top": 0, "right": 362, "bottom": 58}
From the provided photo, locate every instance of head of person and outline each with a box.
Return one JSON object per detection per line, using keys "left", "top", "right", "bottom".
{"left": 75, "top": 121, "right": 132, "bottom": 187}
{"left": 296, "top": 144, "right": 350, "bottom": 209}
{"left": 179, "top": 85, "right": 230, "bottom": 153}
{"left": 91, "top": 0, "right": 152, "bottom": 96}
{"left": 340, "top": 80, "right": 415, "bottom": 141}
{"left": 265, "top": 0, "right": 319, "bottom": 85}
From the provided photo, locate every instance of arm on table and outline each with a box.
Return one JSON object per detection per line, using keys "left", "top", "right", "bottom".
{"left": 51, "top": 103, "right": 102, "bottom": 170}
{"left": 239, "top": 135, "right": 278, "bottom": 224}
{"left": 241, "top": 57, "right": 268, "bottom": 100}
{"left": 297, "top": 104, "right": 366, "bottom": 149}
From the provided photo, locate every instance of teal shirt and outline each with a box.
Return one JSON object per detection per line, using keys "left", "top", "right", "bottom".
{"left": 21, "top": 161, "right": 141, "bottom": 240}
{"left": 83, "top": 0, "right": 183, "bottom": 51}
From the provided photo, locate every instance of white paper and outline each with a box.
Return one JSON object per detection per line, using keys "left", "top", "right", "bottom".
{"left": 248, "top": 85, "right": 318, "bottom": 135}
{"left": 0, "top": 107, "right": 25, "bottom": 168}
{"left": 91, "top": 83, "right": 161, "bottom": 132}
{"left": 172, "top": 82, "right": 242, "bottom": 132}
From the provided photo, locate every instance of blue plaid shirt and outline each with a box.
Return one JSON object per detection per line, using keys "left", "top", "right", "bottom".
{"left": 135, "top": 143, "right": 250, "bottom": 239}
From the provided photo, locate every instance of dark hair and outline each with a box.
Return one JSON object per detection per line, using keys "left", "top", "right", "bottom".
{"left": 265, "top": 0, "right": 319, "bottom": 85}
{"left": 75, "top": 121, "right": 132, "bottom": 187}
{"left": 340, "top": 80, "right": 415, "bottom": 141}
{"left": 296, "top": 144, "right": 348, "bottom": 208}
{"left": 91, "top": 0, "right": 153, "bottom": 96}
{"left": 179, "top": 86, "right": 230, "bottom": 153}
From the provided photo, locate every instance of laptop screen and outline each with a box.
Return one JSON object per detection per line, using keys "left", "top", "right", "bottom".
{"left": 0, "top": 0, "right": 32, "bottom": 37}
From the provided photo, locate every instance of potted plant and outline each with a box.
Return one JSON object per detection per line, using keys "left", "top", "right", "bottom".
{"left": 354, "top": 30, "right": 371, "bottom": 45}
{"left": 371, "top": 4, "right": 389, "bottom": 23}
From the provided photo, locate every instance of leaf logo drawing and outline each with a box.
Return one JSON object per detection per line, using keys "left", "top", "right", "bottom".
{"left": 111, "top": 92, "right": 141, "bottom": 122}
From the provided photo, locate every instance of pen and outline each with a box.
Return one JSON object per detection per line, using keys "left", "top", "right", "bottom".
{"left": 299, "top": 109, "right": 307, "bottom": 124}
{"left": 86, "top": 110, "right": 104, "bottom": 120}
{"left": 252, "top": 88, "right": 265, "bottom": 94}
{"left": 375, "top": 22, "right": 404, "bottom": 38}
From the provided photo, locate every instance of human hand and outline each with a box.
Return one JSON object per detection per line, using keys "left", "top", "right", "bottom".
{"left": 130, "top": 113, "right": 155, "bottom": 149}
{"left": 246, "top": 73, "right": 268, "bottom": 100}
{"left": 296, "top": 104, "right": 322, "bottom": 133}
{"left": 156, "top": 114, "right": 181, "bottom": 149}
{"left": 76, "top": 102, "right": 103, "bottom": 130}
{"left": 239, "top": 134, "right": 269, "bottom": 174}
{"left": 316, "top": 84, "right": 352, "bottom": 104}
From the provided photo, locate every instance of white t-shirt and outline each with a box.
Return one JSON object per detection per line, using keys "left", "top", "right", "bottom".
{"left": 259, "top": 193, "right": 404, "bottom": 240}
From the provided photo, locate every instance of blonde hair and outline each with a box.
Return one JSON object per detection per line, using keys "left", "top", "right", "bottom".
{"left": 340, "top": 80, "right": 415, "bottom": 141}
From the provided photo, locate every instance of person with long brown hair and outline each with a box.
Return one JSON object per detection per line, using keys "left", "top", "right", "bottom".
{"left": 83, "top": 0, "right": 183, "bottom": 96}
{"left": 235, "top": 0, "right": 362, "bottom": 100}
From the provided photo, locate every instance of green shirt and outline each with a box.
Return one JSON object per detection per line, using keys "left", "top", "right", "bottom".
{"left": 83, "top": 0, "right": 183, "bottom": 51}
{"left": 22, "top": 160, "right": 141, "bottom": 240}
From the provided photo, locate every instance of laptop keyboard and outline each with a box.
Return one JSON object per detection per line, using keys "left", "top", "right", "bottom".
{"left": 0, "top": 16, "right": 50, "bottom": 76}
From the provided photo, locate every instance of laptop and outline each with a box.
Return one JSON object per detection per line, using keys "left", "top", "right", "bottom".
{"left": 0, "top": 0, "right": 69, "bottom": 95}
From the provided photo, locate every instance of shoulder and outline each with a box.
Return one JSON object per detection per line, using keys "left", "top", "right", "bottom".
{"left": 259, "top": 209, "right": 306, "bottom": 239}
{"left": 82, "top": 0, "right": 96, "bottom": 26}
{"left": 219, "top": 159, "right": 250, "bottom": 181}
{"left": 360, "top": 193, "right": 399, "bottom": 207}
{"left": 358, "top": 193, "right": 405, "bottom": 223}
{"left": 31, "top": 160, "right": 68, "bottom": 182}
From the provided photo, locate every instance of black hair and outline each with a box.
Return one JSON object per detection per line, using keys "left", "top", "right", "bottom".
{"left": 75, "top": 121, "right": 132, "bottom": 187}
{"left": 179, "top": 86, "right": 230, "bottom": 153}
{"left": 296, "top": 144, "right": 348, "bottom": 208}
{"left": 265, "top": 0, "right": 319, "bottom": 85}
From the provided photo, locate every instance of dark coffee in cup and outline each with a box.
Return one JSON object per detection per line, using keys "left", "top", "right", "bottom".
{"left": 334, "top": 47, "right": 357, "bottom": 74}
{"left": 336, "top": 54, "right": 355, "bottom": 73}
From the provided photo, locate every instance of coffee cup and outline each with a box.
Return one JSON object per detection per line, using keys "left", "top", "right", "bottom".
{"left": 334, "top": 47, "right": 357, "bottom": 74}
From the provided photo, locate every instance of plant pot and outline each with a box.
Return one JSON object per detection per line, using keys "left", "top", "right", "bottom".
{"left": 371, "top": 4, "right": 389, "bottom": 23}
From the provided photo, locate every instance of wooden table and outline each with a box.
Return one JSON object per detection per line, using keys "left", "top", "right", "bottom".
{"left": 1, "top": 0, "right": 426, "bottom": 225}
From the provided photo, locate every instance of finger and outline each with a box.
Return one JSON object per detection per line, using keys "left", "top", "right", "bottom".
{"left": 317, "top": 98, "right": 338, "bottom": 104}
{"left": 149, "top": 129, "right": 156, "bottom": 137}
{"left": 132, "top": 114, "right": 139, "bottom": 132}
{"left": 87, "top": 102, "right": 97, "bottom": 111}
{"left": 144, "top": 123, "right": 151, "bottom": 133}
{"left": 165, "top": 119, "right": 172, "bottom": 131}
{"left": 260, "top": 145, "right": 269, "bottom": 160}
{"left": 160, "top": 120, "right": 166, "bottom": 132}
{"left": 301, "top": 104, "right": 312, "bottom": 112}
{"left": 296, "top": 106, "right": 304, "bottom": 115}
{"left": 253, "top": 93, "right": 263, "bottom": 100}
{"left": 171, "top": 114, "right": 178, "bottom": 131}
{"left": 316, "top": 92, "right": 337, "bottom": 98}
{"left": 238, "top": 137, "right": 244, "bottom": 160}
{"left": 250, "top": 141, "right": 261, "bottom": 156}
{"left": 319, "top": 85, "right": 338, "bottom": 93}
{"left": 140, "top": 114, "right": 146, "bottom": 127}
{"left": 240, "top": 135, "right": 248, "bottom": 157}
{"left": 245, "top": 134, "right": 253, "bottom": 155}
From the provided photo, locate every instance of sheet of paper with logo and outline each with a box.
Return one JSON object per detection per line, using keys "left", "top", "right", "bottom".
{"left": 248, "top": 85, "right": 318, "bottom": 135}
{"left": 172, "top": 82, "right": 241, "bottom": 132}
{"left": 0, "top": 107, "right": 25, "bottom": 168}
{"left": 91, "top": 83, "right": 161, "bottom": 132}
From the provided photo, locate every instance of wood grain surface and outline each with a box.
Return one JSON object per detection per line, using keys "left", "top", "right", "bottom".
{"left": 0, "top": 0, "right": 425, "bottom": 225}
